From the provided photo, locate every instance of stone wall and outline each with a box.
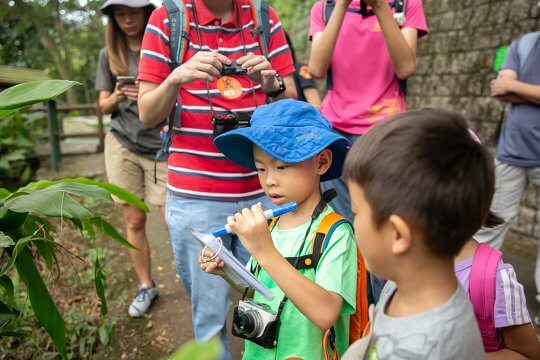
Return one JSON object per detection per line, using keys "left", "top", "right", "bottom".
{"left": 407, "top": 0, "right": 540, "bottom": 240}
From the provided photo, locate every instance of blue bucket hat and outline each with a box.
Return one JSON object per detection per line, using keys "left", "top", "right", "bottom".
{"left": 214, "top": 99, "right": 352, "bottom": 182}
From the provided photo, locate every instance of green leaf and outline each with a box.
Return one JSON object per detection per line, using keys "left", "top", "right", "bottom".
{"left": 15, "top": 247, "right": 67, "bottom": 359}
{"left": 0, "top": 300, "right": 19, "bottom": 327}
{"left": 7, "top": 190, "right": 95, "bottom": 219}
{"left": 22, "top": 182, "right": 113, "bottom": 203}
{"left": 0, "top": 276, "right": 14, "bottom": 310}
{"left": 26, "top": 215, "right": 56, "bottom": 233}
{"left": 94, "top": 256, "right": 107, "bottom": 316}
{"left": 0, "top": 232, "right": 15, "bottom": 248}
{"left": 70, "top": 218, "right": 83, "bottom": 231}
{"left": 19, "top": 165, "right": 32, "bottom": 184}
{"left": 168, "top": 337, "right": 223, "bottom": 360}
{"left": 0, "top": 234, "right": 51, "bottom": 277}
{"left": 0, "top": 331, "right": 25, "bottom": 337}
{"left": 0, "top": 80, "right": 79, "bottom": 112}
{"left": 98, "top": 325, "right": 109, "bottom": 346}
{"left": 34, "top": 240, "right": 55, "bottom": 272}
{"left": 81, "top": 217, "right": 95, "bottom": 239}
{"left": 0, "top": 189, "right": 11, "bottom": 200}
{"left": 90, "top": 217, "right": 137, "bottom": 250}
{"left": 0, "top": 208, "right": 28, "bottom": 232}
{"left": 21, "top": 178, "right": 148, "bottom": 212}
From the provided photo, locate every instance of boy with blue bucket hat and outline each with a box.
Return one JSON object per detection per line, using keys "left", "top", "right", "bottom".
{"left": 199, "top": 99, "right": 358, "bottom": 359}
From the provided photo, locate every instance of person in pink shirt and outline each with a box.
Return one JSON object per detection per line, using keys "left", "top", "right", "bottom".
{"left": 308, "top": 0, "right": 428, "bottom": 221}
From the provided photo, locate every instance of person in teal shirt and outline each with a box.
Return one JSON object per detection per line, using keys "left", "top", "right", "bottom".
{"left": 200, "top": 99, "right": 358, "bottom": 359}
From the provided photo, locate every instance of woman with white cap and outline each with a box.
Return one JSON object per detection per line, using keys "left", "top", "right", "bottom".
{"left": 95, "top": 0, "right": 166, "bottom": 318}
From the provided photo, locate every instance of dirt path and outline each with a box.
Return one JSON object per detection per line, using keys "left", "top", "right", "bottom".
{"left": 38, "top": 152, "right": 243, "bottom": 359}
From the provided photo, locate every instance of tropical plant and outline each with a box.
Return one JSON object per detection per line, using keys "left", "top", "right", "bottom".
{"left": 0, "top": 111, "right": 47, "bottom": 191}
{"left": 0, "top": 80, "right": 148, "bottom": 358}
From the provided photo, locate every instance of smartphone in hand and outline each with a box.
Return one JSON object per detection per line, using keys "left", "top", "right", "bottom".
{"left": 117, "top": 76, "right": 136, "bottom": 85}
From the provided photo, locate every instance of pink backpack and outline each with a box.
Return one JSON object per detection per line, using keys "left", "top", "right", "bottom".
{"left": 469, "top": 243, "right": 503, "bottom": 352}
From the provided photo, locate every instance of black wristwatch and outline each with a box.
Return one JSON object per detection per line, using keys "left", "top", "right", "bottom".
{"left": 264, "top": 74, "right": 286, "bottom": 98}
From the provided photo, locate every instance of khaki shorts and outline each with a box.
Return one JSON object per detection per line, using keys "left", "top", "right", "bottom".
{"left": 104, "top": 132, "right": 167, "bottom": 206}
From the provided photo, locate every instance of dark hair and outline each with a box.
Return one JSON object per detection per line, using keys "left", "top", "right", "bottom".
{"left": 344, "top": 108, "right": 495, "bottom": 257}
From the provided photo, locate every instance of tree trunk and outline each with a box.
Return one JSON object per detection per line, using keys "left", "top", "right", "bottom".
{"left": 14, "top": 0, "right": 78, "bottom": 104}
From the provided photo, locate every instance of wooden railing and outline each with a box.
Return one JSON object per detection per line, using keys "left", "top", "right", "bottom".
{"left": 31, "top": 101, "right": 104, "bottom": 171}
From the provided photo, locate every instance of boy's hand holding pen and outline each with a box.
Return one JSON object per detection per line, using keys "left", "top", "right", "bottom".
{"left": 227, "top": 203, "right": 277, "bottom": 261}
{"left": 199, "top": 202, "right": 297, "bottom": 274}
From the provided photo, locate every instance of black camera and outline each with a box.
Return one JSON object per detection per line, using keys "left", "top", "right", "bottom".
{"left": 221, "top": 60, "right": 247, "bottom": 76}
{"left": 211, "top": 111, "right": 251, "bottom": 139}
{"left": 232, "top": 299, "right": 280, "bottom": 349}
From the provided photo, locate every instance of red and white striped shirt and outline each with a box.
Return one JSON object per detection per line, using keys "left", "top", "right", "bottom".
{"left": 139, "top": 0, "right": 294, "bottom": 201}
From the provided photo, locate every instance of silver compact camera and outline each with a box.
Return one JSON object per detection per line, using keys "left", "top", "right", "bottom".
{"left": 231, "top": 299, "right": 280, "bottom": 349}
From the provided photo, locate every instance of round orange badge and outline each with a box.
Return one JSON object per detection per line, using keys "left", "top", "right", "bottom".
{"left": 217, "top": 76, "right": 243, "bottom": 99}
{"left": 299, "top": 65, "right": 312, "bottom": 79}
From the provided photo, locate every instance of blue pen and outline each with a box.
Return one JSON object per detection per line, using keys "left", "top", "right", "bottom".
{"left": 212, "top": 202, "right": 298, "bottom": 237}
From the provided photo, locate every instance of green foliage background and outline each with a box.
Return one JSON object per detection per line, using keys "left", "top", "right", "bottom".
{"left": 269, "top": 0, "right": 315, "bottom": 61}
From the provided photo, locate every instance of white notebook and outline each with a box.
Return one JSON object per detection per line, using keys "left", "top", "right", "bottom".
{"left": 186, "top": 226, "right": 274, "bottom": 300}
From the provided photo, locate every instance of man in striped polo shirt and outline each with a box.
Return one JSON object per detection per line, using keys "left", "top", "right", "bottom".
{"left": 137, "top": 0, "right": 295, "bottom": 357}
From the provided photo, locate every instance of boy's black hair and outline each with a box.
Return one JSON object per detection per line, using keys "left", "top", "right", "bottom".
{"left": 344, "top": 108, "right": 495, "bottom": 257}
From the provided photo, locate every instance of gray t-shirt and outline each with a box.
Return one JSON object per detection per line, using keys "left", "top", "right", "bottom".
{"left": 95, "top": 48, "right": 165, "bottom": 158}
{"left": 497, "top": 34, "right": 540, "bottom": 167}
{"left": 365, "top": 281, "right": 484, "bottom": 360}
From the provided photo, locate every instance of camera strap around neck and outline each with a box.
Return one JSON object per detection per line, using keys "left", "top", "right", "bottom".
{"left": 249, "top": 189, "right": 336, "bottom": 345}
{"left": 191, "top": 0, "right": 260, "bottom": 118}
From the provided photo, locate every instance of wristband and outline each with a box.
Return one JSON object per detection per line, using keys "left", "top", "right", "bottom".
{"left": 264, "top": 74, "right": 286, "bottom": 98}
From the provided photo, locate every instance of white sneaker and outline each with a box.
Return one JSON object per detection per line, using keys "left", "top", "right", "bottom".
{"left": 128, "top": 281, "right": 159, "bottom": 317}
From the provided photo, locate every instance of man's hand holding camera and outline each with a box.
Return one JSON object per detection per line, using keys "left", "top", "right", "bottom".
{"left": 236, "top": 53, "right": 281, "bottom": 94}
{"left": 168, "top": 51, "right": 231, "bottom": 85}
{"left": 167, "top": 50, "right": 280, "bottom": 93}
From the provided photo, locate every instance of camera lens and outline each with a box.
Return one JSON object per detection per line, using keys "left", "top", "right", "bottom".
{"left": 233, "top": 310, "right": 261, "bottom": 338}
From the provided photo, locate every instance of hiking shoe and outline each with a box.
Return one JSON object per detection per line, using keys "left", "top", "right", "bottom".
{"left": 128, "top": 281, "right": 159, "bottom": 318}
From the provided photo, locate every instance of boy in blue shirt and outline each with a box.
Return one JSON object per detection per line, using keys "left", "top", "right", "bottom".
{"left": 199, "top": 99, "right": 357, "bottom": 360}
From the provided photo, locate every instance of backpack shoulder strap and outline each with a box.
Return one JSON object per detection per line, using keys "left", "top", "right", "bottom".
{"left": 163, "top": 0, "right": 190, "bottom": 69}
{"left": 283, "top": 211, "right": 347, "bottom": 271}
{"left": 469, "top": 243, "right": 503, "bottom": 352}
{"left": 517, "top": 31, "right": 540, "bottom": 71}
{"left": 317, "top": 212, "right": 348, "bottom": 253}
{"left": 323, "top": 0, "right": 336, "bottom": 24}
{"left": 251, "top": 0, "right": 271, "bottom": 58}
{"left": 154, "top": 0, "right": 190, "bottom": 165}
{"left": 268, "top": 217, "right": 279, "bottom": 231}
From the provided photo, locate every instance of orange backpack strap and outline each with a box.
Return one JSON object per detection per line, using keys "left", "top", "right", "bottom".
{"left": 349, "top": 249, "right": 369, "bottom": 343}
{"left": 316, "top": 214, "right": 370, "bottom": 345}
{"left": 268, "top": 217, "right": 279, "bottom": 231}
